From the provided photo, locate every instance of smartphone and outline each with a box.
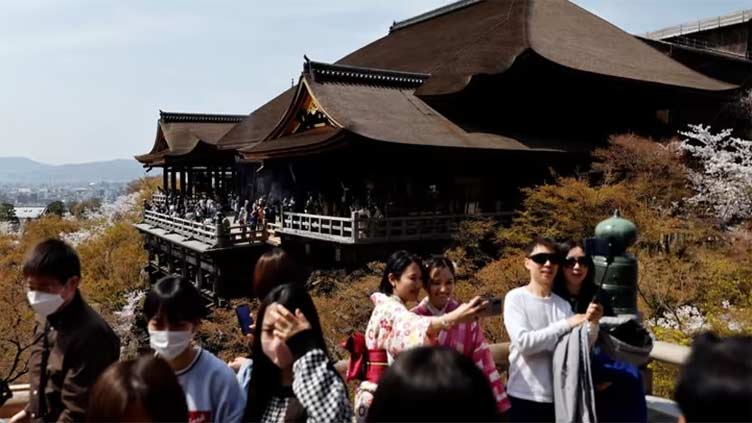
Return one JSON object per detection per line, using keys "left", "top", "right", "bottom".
{"left": 478, "top": 297, "right": 503, "bottom": 318}
{"left": 235, "top": 304, "right": 254, "bottom": 335}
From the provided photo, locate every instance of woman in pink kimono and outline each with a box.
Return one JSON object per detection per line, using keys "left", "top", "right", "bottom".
{"left": 351, "top": 251, "right": 486, "bottom": 422}
{"left": 412, "top": 255, "right": 512, "bottom": 416}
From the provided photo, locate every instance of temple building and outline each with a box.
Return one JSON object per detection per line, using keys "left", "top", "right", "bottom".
{"left": 134, "top": 0, "right": 743, "bottom": 301}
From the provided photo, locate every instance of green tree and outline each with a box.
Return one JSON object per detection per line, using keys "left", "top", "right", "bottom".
{"left": 46, "top": 200, "right": 66, "bottom": 217}
{"left": 0, "top": 203, "right": 17, "bottom": 222}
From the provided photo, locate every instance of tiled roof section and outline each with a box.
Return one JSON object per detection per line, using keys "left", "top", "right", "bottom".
{"left": 159, "top": 111, "right": 246, "bottom": 124}
{"left": 390, "top": 0, "right": 483, "bottom": 32}
{"left": 305, "top": 61, "right": 430, "bottom": 87}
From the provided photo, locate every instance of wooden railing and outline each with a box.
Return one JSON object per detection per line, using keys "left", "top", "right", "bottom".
{"left": 142, "top": 210, "right": 266, "bottom": 248}
{"left": 143, "top": 209, "right": 217, "bottom": 244}
{"left": 278, "top": 211, "right": 513, "bottom": 244}
{"left": 152, "top": 192, "right": 167, "bottom": 206}
{"left": 644, "top": 9, "right": 752, "bottom": 40}
{"left": 279, "top": 212, "right": 357, "bottom": 243}
{"left": 1, "top": 341, "right": 691, "bottom": 419}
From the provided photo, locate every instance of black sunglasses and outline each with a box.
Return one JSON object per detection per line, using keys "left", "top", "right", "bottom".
{"left": 563, "top": 256, "right": 590, "bottom": 268}
{"left": 528, "top": 253, "right": 562, "bottom": 265}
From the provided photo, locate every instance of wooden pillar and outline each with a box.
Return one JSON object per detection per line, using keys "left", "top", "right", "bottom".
{"left": 170, "top": 167, "right": 177, "bottom": 193}
{"left": 180, "top": 168, "right": 186, "bottom": 194}
{"left": 162, "top": 168, "right": 168, "bottom": 190}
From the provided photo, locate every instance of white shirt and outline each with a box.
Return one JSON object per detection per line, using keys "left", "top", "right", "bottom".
{"left": 176, "top": 348, "right": 246, "bottom": 423}
{"left": 503, "top": 286, "right": 573, "bottom": 403}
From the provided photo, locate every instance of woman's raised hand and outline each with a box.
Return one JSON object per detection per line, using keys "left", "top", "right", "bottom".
{"left": 270, "top": 303, "right": 312, "bottom": 341}
{"left": 447, "top": 296, "right": 487, "bottom": 325}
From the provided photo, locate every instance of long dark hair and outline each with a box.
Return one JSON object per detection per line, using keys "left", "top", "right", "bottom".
{"left": 379, "top": 250, "right": 423, "bottom": 295}
{"left": 244, "top": 283, "right": 333, "bottom": 422}
{"left": 553, "top": 240, "right": 609, "bottom": 314}
{"left": 367, "top": 346, "right": 498, "bottom": 422}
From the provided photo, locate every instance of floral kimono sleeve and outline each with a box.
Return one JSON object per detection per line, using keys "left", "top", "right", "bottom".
{"left": 383, "top": 301, "right": 433, "bottom": 356}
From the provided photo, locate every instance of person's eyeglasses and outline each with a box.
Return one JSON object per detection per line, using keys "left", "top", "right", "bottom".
{"left": 528, "top": 253, "right": 561, "bottom": 265}
{"left": 563, "top": 256, "right": 590, "bottom": 268}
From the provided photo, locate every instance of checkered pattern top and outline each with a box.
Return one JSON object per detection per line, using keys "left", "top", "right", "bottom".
{"left": 260, "top": 335, "right": 352, "bottom": 422}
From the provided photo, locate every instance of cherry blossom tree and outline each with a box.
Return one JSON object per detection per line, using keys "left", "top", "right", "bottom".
{"left": 679, "top": 124, "right": 752, "bottom": 225}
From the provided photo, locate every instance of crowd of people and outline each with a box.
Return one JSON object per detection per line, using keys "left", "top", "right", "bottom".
{"left": 8, "top": 237, "right": 752, "bottom": 422}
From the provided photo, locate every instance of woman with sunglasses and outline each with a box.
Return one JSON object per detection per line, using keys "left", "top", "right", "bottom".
{"left": 554, "top": 240, "right": 647, "bottom": 423}
{"left": 553, "top": 240, "right": 614, "bottom": 316}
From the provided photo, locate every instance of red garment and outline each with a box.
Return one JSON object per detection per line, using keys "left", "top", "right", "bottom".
{"left": 412, "top": 297, "right": 512, "bottom": 413}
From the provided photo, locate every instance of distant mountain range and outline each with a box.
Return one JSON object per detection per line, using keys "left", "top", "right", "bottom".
{"left": 0, "top": 157, "right": 153, "bottom": 184}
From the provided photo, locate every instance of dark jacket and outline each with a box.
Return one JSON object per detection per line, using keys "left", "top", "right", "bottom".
{"left": 25, "top": 290, "right": 120, "bottom": 422}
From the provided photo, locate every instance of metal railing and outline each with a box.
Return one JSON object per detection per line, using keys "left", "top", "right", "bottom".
{"left": 278, "top": 211, "right": 513, "bottom": 244}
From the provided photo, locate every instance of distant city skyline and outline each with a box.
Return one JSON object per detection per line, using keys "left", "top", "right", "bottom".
{"left": 1, "top": 0, "right": 749, "bottom": 164}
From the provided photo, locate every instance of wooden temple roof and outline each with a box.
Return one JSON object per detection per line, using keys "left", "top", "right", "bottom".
{"left": 135, "top": 111, "right": 245, "bottom": 165}
{"left": 222, "top": 0, "right": 737, "bottom": 155}
{"left": 239, "top": 61, "right": 591, "bottom": 160}
{"left": 339, "top": 0, "right": 736, "bottom": 96}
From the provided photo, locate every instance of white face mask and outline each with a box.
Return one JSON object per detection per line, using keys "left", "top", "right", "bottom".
{"left": 27, "top": 290, "right": 64, "bottom": 318}
{"left": 148, "top": 329, "right": 193, "bottom": 361}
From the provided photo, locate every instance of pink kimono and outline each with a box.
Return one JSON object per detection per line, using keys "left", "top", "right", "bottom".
{"left": 354, "top": 292, "right": 434, "bottom": 422}
{"left": 412, "top": 297, "right": 512, "bottom": 414}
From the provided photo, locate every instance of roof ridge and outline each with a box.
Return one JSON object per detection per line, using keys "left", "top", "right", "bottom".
{"left": 390, "top": 0, "right": 484, "bottom": 32}
{"left": 304, "top": 60, "right": 430, "bottom": 86}
{"left": 159, "top": 110, "right": 247, "bottom": 123}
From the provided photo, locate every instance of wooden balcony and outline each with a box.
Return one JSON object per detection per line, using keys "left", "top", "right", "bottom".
{"left": 137, "top": 209, "right": 267, "bottom": 250}
{"left": 278, "top": 211, "right": 514, "bottom": 244}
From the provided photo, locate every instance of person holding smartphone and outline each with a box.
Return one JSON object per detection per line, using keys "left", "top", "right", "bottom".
{"left": 554, "top": 240, "right": 646, "bottom": 423}
{"left": 503, "top": 237, "right": 603, "bottom": 423}
{"left": 411, "top": 255, "right": 511, "bottom": 416}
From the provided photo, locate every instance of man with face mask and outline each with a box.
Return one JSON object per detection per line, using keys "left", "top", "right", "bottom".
{"left": 10, "top": 239, "right": 120, "bottom": 423}
{"left": 143, "top": 276, "right": 245, "bottom": 423}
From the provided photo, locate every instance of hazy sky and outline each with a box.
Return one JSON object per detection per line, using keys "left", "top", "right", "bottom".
{"left": 1, "top": 0, "right": 750, "bottom": 165}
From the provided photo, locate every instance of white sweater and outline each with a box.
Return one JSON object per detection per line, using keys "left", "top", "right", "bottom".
{"left": 503, "top": 287, "right": 573, "bottom": 403}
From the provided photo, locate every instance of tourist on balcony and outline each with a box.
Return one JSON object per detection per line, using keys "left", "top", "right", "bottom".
{"left": 351, "top": 251, "right": 486, "bottom": 423}
{"left": 411, "top": 255, "right": 511, "bottom": 416}
{"left": 366, "top": 346, "right": 498, "bottom": 422}
{"left": 674, "top": 332, "right": 752, "bottom": 423}
{"left": 86, "top": 355, "right": 188, "bottom": 422}
{"left": 144, "top": 276, "right": 245, "bottom": 423}
{"left": 244, "top": 283, "right": 352, "bottom": 422}
{"left": 553, "top": 240, "right": 647, "bottom": 423}
{"left": 503, "top": 237, "right": 602, "bottom": 423}
{"left": 11, "top": 239, "right": 120, "bottom": 423}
